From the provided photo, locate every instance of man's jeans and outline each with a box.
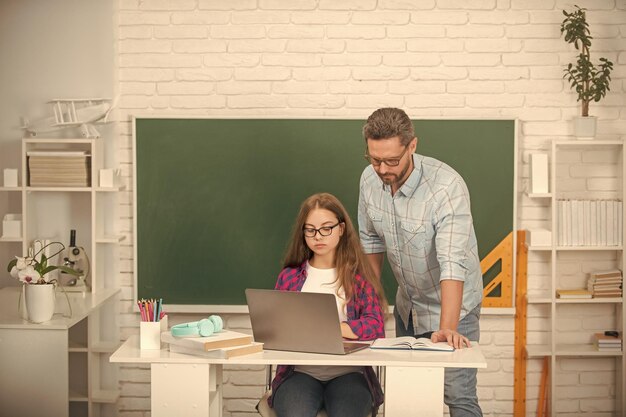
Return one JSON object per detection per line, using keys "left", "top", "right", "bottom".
{"left": 273, "top": 371, "right": 372, "bottom": 417}
{"left": 394, "top": 305, "right": 483, "bottom": 417}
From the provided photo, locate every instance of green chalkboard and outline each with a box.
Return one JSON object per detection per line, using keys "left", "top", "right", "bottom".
{"left": 134, "top": 118, "right": 515, "bottom": 306}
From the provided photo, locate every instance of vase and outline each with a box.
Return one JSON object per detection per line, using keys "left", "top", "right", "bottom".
{"left": 24, "top": 283, "right": 56, "bottom": 323}
{"left": 573, "top": 116, "right": 597, "bottom": 139}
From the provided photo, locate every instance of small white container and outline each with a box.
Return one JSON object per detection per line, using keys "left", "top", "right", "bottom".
{"left": 140, "top": 315, "right": 168, "bottom": 350}
{"left": 2, "top": 214, "right": 22, "bottom": 238}
{"left": 528, "top": 228, "right": 552, "bottom": 247}
{"left": 99, "top": 169, "right": 114, "bottom": 188}
{"left": 3, "top": 169, "right": 18, "bottom": 187}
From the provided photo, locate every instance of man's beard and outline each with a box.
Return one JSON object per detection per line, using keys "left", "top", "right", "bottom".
{"left": 377, "top": 161, "right": 411, "bottom": 188}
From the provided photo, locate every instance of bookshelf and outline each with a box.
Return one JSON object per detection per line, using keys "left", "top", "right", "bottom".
{"left": 526, "top": 140, "right": 625, "bottom": 416}
{"left": 0, "top": 137, "right": 123, "bottom": 417}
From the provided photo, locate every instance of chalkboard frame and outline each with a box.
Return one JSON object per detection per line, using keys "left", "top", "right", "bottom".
{"left": 132, "top": 116, "right": 518, "bottom": 313}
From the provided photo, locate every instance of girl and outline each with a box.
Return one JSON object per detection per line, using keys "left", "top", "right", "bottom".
{"left": 269, "top": 193, "right": 387, "bottom": 417}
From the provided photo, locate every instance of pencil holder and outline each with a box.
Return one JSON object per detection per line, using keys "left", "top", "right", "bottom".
{"left": 140, "top": 315, "right": 168, "bottom": 350}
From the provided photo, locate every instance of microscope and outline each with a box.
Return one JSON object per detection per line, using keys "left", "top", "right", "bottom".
{"left": 59, "top": 229, "right": 91, "bottom": 291}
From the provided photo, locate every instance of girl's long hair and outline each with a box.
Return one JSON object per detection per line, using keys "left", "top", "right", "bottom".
{"left": 283, "top": 193, "right": 388, "bottom": 311}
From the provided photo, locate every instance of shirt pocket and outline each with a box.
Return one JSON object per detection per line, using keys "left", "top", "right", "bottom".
{"left": 367, "top": 207, "right": 385, "bottom": 238}
{"left": 400, "top": 220, "right": 426, "bottom": 251}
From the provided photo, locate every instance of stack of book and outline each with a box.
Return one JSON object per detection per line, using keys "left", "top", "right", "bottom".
{"left": 27, "top": 150, "right": 91, "bottom": 187}
{"left": 593, "top": 332, "right": 622, "bottom": 352}
{"left": 587, "top": 269, "right": 623, "bottom": 298}
{"left": 161, "top": 329, "right": 263, "bottom": 359}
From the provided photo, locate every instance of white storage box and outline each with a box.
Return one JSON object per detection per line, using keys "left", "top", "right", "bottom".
{"left": 3, "top": 169, "right": 18, "bottom": 187}
{"left": 527, "top": 228, "right": 551, "bottom": 247}
{"left": 99, "top": 169, "right": 114, "bottom": 188}
{"left": 2, "top": 214, "right": 22, "bottom": 238}
{"left": 530, "top": 153, "right": 549, "bottom": 194}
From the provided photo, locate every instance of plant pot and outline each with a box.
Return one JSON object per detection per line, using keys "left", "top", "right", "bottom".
{"left": 24, "top": 283, "right": 56, "bottom": 323}
{"left": 573, "top": 116, "right": 597, "bottom": 139}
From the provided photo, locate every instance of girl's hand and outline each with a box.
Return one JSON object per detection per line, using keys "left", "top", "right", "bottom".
{"left": 341, "top": 322, "right": 358, "bottom": 339}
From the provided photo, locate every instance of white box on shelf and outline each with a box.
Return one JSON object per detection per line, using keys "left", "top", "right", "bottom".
{"left": 99, "top": 169, "right": 114, "bottom": 188}
{"left": 2, "top": 214, "right": 22, "bottom": 238}
{"left": 3, "top": 169, "right": 18, "bottom": 187}
{"left": 528, "top": 228, "right": 551, "bottom": 247}
{"left": 530, "top": 153, "right": 549, "bottom": 194}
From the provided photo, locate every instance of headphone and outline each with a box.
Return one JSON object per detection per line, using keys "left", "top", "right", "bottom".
{"left": 170, "top": 315, "right": 223, "bottom": 337}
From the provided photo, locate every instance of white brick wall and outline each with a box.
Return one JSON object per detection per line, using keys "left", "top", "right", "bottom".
{"left": 114, "top": 1, "right": 626, "bottom": 416}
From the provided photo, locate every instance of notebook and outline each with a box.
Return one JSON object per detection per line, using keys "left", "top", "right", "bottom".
{"left": 245, "top": 289, "right": 370, "bottom": 355}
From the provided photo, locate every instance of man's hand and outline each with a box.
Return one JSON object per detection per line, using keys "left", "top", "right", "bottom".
{"left": 431, "top": 328, "right": 471, "bottom": 349}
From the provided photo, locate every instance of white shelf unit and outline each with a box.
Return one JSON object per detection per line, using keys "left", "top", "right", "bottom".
{"left": 0, "top": 287, "right": 121, "bottom": 417}
{"left": 525, "top": 140, "right": 625, "bottom": 416}
{"left": 0, "top": 137, "right": 122, "bottom": 417}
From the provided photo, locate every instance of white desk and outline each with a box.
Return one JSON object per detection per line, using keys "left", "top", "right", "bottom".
{"left": 111, "top": 336, "right": 486, "bottom": 417}
{"left": 0, "top": 286, "right": 120, "bottom": 417}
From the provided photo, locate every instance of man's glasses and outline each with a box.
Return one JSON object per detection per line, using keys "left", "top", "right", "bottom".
{"left": 364, "top": 145, "right": 410, "bottom": 167}
{"left": 303, "top": 222, "right": 342, "bottom": 238}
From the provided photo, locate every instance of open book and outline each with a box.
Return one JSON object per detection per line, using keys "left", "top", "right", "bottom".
{"left": 370, "top": 336, "right": 454, "bottom": 352}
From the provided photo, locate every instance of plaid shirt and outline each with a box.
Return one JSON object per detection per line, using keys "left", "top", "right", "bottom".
{"left": 268, "top": 262, "right": 385, "bottom": 411}
{"left": 358, "top": 154, "right": 483, "bottom": 335}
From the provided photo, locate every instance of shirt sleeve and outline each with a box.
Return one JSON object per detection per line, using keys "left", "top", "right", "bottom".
{"left": 358, "top": 169, "right": 386, "bottom": 254}
{"left": 346, "top": 275, "right": 385, "bottom": 340}
{"left": 433, "top": 178, "right": 474, "bottom": 282}
{"left": 274, "top": 268, "right": 297, "bottom": 290}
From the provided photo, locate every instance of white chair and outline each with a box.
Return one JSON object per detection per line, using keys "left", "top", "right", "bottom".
{"left": 256, "top": 365, "right": 374, "bottom": 417}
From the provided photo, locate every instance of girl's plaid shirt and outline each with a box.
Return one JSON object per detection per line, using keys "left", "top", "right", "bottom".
{"left": 268, "top": 262, "right": 385, "bottom": 410}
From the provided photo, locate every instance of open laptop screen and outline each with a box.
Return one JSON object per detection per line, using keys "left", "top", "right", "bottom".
{"left": 245, "top": 289, "right": 368, "bottom": 355}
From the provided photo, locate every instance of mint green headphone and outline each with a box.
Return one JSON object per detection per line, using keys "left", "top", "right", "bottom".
{"left": 170, "top": 315, "right": 223, "bottom": 337}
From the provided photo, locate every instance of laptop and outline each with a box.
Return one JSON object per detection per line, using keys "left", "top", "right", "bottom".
{"left": 245, "top": 289, "right": 370, "bottom": 355}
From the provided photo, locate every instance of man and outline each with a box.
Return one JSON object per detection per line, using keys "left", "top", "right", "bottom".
{"left": 358, "top": 108, "right": 483, "bottom": 417}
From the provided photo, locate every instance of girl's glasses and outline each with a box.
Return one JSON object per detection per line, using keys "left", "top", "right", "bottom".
{"left": 303, "top": 222, "right": 342, "bottom": 238}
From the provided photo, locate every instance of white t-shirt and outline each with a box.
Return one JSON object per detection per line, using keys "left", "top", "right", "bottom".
{"left": 295, "top": 262, "right": 362, "bottom": 381}
{"left": 301, "top": 262, "right": 347, "bottom": 320}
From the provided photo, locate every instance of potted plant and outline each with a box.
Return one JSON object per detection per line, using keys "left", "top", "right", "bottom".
{"left": 7, "top": 241, "right": 81, "bottom": 322}
{"left": 561, "top": 5, "right": 613, "bottom": 138}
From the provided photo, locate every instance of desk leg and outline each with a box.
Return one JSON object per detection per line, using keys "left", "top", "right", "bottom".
{"left": 384, "top": 367, "right": 444, "bottom": 417}
{"left": 151, "top": 363, "right": 223, "bottom": 417}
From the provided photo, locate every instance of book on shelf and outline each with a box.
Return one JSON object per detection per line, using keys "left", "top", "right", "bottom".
{"left": 590, "top": 269, "right": 622, "bottom": 280}
{"left": 607, "top": 201, "right": 615, "bottom": 246}
{"left": 589, "top": 286, "right": 623, "bottom": 293}
{"left": 558, "top": 200, "right": 565, "bottom": 245}
{"left": 169, "top": 341, "right": 263, "bottom": 358}
{"left": 593, "top": 332, "right": 622, "bottom": 351}
{"left": 26, "top": 150, "right": 89, "bottom": 157}
{"left": 588, "top": 282, "right": 622, "bottom": 289}
{"left": 370, "top": 336, "right": 454, "bottom": 352}
{"left": 588, "top": 278, "right": 623, "bottom": 285}
{"left": 161, "top": 329, "right": 253, "bottom": 351}
{"left": 615, "top": 200, "right": 624, "bottom": 245}
{"left": 594, "top": 343, "right": 622, "bottom": 352}
{"left": 594, "top": 332, "right": 622, "bottom": 344}
{"left": 592, "top": 292, "right": 623, "bottom": 298}
{"left": 556, "top": 289, "right": 592, "bottom": 299}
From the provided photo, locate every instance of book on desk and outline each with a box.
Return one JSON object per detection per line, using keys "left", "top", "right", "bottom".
{"left": 370, "top": 336, "right": 454, "bottom": 352}
{"left": 161, "top": 330, "right": 262, "bottom": 358}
